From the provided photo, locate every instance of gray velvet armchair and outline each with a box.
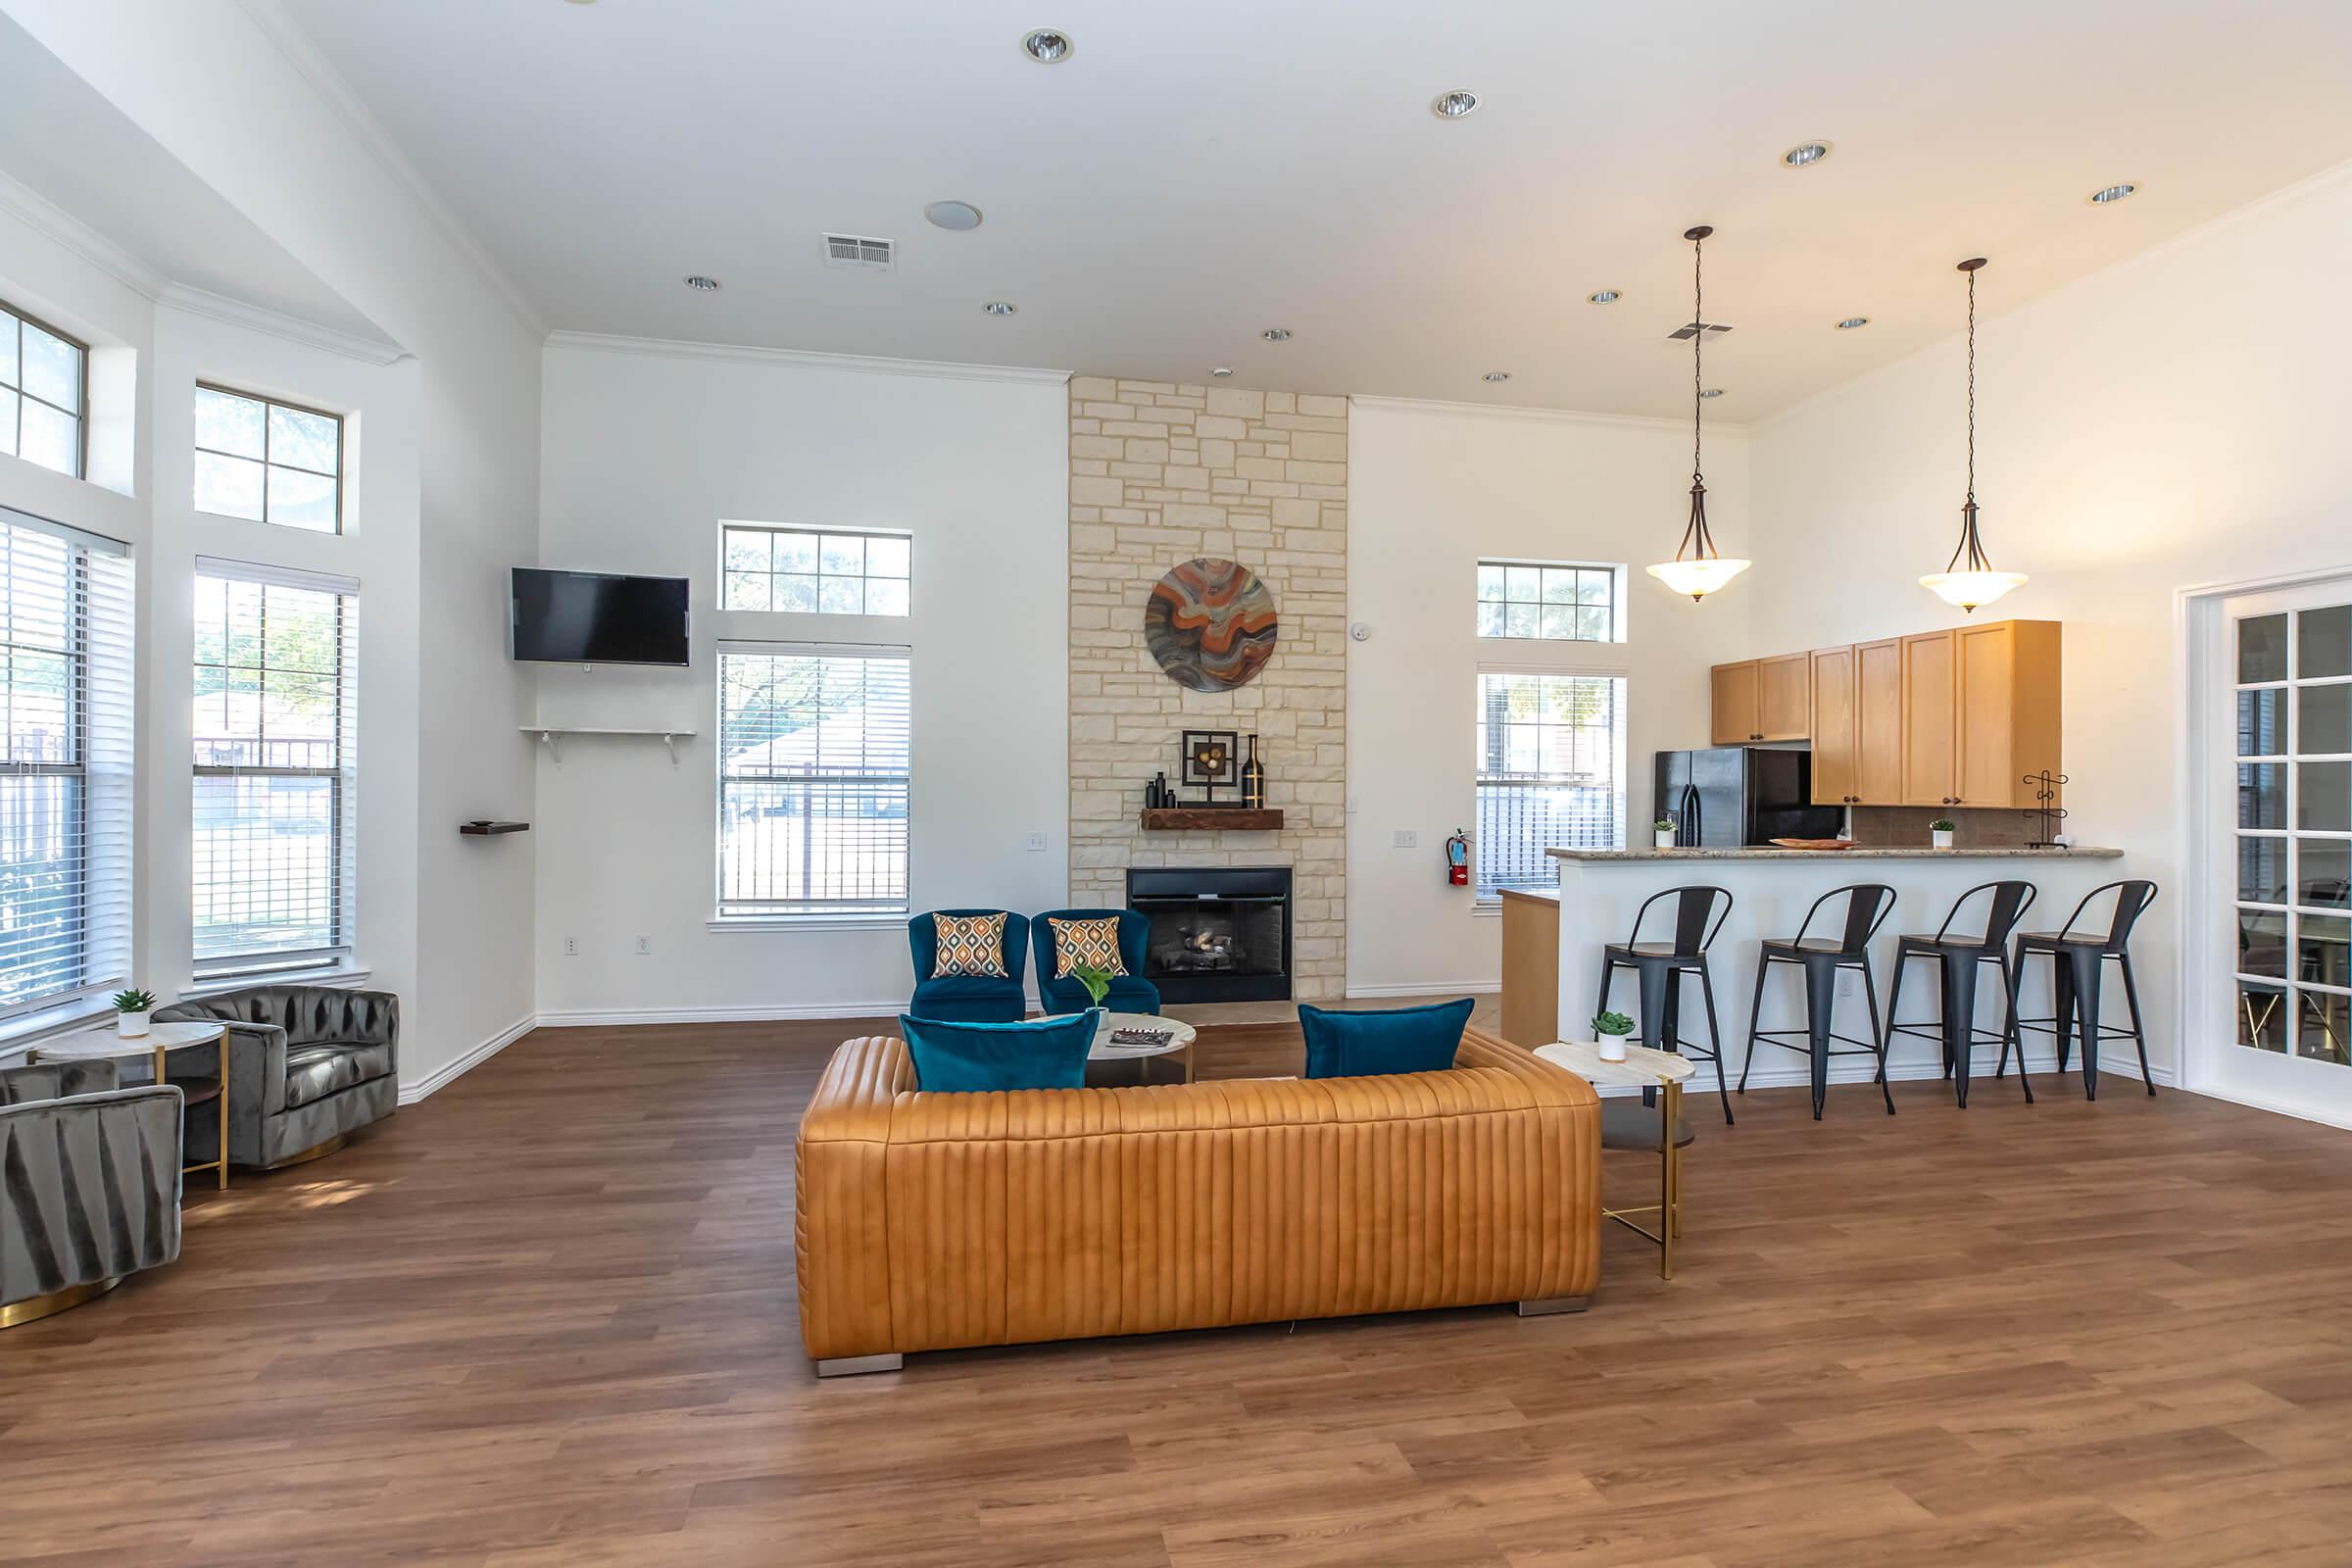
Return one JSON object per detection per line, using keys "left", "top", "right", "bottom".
{"left": 155, "top": 985, "right": 399, "bottom": 1169}
{"left": 1, "top": 1060, "right": 182, "bottom": 1327}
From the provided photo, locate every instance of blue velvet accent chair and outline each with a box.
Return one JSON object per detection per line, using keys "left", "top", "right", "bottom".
{"left": 1032, "top": 908, "right": 1160, "bottom": 1016}
{"left": 907, "top": 909, "right": 1031, "bottom": 1023}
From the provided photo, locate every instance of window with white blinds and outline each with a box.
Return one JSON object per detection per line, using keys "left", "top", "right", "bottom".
{"left": 0, "top": 507, "right": 132, "bottom": 1017}
{"left": 192, "top": 562, "right": 358, "bottom": 977}
{"left": 717, "top": 643, "right": 909, "bottom": 918}
{"left": 1475, "top": 669, "right": 1627, "bottom": 900}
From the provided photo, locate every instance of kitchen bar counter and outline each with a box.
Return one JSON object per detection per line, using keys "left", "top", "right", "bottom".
{"left": 1550, "top": 845, "right": 2123, "bottom": 861}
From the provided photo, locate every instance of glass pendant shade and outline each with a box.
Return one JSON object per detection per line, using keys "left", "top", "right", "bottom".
{"left": 1648, "top": 557, "right": 1752, "bottom": 599}
{"left": 1919, "top": 567, "right": 2027, "bottom": 612}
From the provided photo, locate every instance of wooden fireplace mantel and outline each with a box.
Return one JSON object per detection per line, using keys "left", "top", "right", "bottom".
{"left": 1139, "top": 808, "right": 1285, "bottom": 832}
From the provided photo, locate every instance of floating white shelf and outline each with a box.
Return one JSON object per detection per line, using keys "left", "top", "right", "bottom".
{"left": 521, "top": 726, "right": 698, "bottom": 765}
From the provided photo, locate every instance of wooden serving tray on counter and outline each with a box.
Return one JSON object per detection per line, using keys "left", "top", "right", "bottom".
{"left": 1767, "top": 838, "right": 1855, "bottom": 851}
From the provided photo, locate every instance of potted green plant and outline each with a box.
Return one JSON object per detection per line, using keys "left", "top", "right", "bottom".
{"left": 1593, "top": 1008, "right": 1636, "bottom": 1063}
{"left": 1653, "top": 816, "right": 1677, "bottom": 850}
{"left": 1069, "top": 961, "right": 1115, "bottom": 1017}
{"left": 112, "top": 988, "right": 157, "bottom": 1039}
{"left": 1930, "top": 817, "right": 1956, "bottom": 850}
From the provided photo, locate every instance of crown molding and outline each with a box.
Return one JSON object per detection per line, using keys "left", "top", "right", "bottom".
{"left": 1347, "top": 393, "right": 1751, "bottom": 435}
{"left": 234, "top": 0, "right": 549, "bottom": 341}
{"left": 0, "top": 167, "right": 168, "bottom": 303}
{"left": 544, "top": 330, "right": 1073, "bottom": 386}
{"left": 159, "top": 283, "right": 407, "bottom": 367}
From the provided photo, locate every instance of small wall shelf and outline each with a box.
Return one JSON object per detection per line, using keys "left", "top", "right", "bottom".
{"left": 1140, "top": 808, "right": 1284, "bottom": 832}
{"left": 460, "top": 821, "right": 531, "bottom": 836}
{"left": 522, "top": 726, "right": 697, "bottom": 765}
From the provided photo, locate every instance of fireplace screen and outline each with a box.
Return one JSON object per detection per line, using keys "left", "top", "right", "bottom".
{"left": 1125, "top": 865, "right": 1292, "bottom": 1004}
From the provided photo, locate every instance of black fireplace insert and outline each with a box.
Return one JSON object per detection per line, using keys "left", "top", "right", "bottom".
{"left": 1124, "top": 865, "right": 1292, "bottom": 1004}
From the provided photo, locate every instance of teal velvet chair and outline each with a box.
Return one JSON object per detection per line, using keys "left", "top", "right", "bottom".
{"left": 907, "top": 910, "right": 1030, "bottom": 1023}
{"left": 1031, "top": 908, "right": 1159, "bottom": 1016}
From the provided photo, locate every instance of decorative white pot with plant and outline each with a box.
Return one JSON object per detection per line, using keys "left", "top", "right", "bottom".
{"left": 1593, "top": 1009, "right": 1636, "bottom": 1063}
{"left": 113, "top": 988, "right": 156, "bottom": 1039}
{"left": 1071, "top": 960, "right": 1114, "bottom": 1020}
{"left": 1654, "top": 817, "right": 1677, "bottom": 850}
{"left": 1930, "top": 817, "right": 1956, "bottom": 850}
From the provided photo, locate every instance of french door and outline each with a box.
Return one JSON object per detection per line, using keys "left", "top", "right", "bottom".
{"left": 2203, "top": 578, "right": 2352, "bottom": 1121}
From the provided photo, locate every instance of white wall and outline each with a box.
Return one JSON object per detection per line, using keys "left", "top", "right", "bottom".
{"left": 1746, "top": 163, "right": 2352, "bottom": 1081}
{"left": 1346, "top": 397, "right": 1754, "bottom": 995}
{"left": 533, "top": 339, "right": 1069, "bottom": 1021}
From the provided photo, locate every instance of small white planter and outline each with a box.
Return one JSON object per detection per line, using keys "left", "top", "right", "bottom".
{"left": 1654, "top": 831, "right": 1676, "bottom": 850}
{"left": 1597, "top": 1034, "right": 1630, "bottom": 1062}
{"left": 1932, "top": 829, "right": 1955, "bottom": 850}
{"left": 116, "top": 1009, "right": 152, "bottom": 1038}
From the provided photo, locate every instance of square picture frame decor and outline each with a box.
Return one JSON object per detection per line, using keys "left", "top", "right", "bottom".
{"left": 1181, "top": 729, "right": 1240, "bottom": 803}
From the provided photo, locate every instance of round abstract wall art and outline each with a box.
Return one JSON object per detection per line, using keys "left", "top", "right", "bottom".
{"left": 1144, "top": 558, "right": 1279, "bottom": 692}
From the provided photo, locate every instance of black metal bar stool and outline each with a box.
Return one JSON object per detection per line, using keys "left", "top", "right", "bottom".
{"left": 1594, "top": 885, "right": 1735, "bottom": 1124}
{"left": 2007, "top": 880, "right": 2159, "bottom": 1101}
{"left": 1740, "top": 883, "right": 1898, "bottom": 1120}
{"left": 1883, "top": 880, "right": 2037, "bottom": 1109}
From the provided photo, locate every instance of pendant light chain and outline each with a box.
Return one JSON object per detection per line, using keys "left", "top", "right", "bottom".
{"left": 1692, "top": 230, "right": 1704, "bottom": 483}
{"left": 1965, "top": 263, "right": 1976, "bottom": 506}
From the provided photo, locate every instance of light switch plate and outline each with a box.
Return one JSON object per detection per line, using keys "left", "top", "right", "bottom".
{"left": 1394, "top": 829, "right": 1418, "bottom": 849}
{"left": 1025, "top": 832, "right": 1049, "bottom": 852}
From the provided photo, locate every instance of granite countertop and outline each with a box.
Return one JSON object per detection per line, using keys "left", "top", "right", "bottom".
{"left": 1549, "top": 845, "right": 2124, "bottom": 862}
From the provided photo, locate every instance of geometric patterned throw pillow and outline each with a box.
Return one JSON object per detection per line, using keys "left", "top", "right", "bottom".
{"left": 930, "top": 911, "right": 1008, "bottom": 978}
{"left": 1049, "top": 915, "right": 1126, "bottom": 978}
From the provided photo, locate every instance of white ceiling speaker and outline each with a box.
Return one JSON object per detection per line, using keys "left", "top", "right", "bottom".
{"left": 924, "top": 201, "right": 983, "bottom": 231}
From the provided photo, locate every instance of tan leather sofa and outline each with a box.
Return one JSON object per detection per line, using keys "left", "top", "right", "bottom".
{"left": 794, "top": 1026, "right": 1601, "bottom": 1374}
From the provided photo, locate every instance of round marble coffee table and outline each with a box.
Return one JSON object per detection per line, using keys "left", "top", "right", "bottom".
{"left": 1088, "top": 1010, "right": 1198, "bottom": 1084}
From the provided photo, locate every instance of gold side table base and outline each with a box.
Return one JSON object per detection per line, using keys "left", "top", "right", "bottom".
{"left": 1, "top": 1275, "right": 122, "bottom": 1330}
{"left": 262, "top": 1132, "right": 348, "bottom": 1170}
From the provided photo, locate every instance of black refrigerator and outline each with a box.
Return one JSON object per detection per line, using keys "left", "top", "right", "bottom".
{"left": 1653, "top": 748, "right": 1842, "bottom": 848}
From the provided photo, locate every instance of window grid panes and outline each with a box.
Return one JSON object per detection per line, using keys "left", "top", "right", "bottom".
{"left": 717, "top": 644, "right": 909, "bottom": 917}
{"left": 0, "top": 302, "right": 86, "bottom": 480}
{"left": 2234, "top": 605, "right": 2352, "bottom": 1065}
{"left": 194, "top": 384, "right": 343, "bottom": 533}
{"left": 722, "top": 524, "right": 910, "bottom": 615}
{"left": 192, "top": 570, "right": 358, "bottom": 974}
{"left": 1475, "top": 671, "right": 1626, "bottom": 899}
{"left": 1477, "top": 562, "right": 1617, "bottom": 642}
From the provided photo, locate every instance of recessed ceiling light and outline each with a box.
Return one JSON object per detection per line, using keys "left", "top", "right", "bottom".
{"left": 1699, "top": 387, "right": 1724, "bottom": 399}
{"left": 924, "top": 201, "right": 982, "bottom": 231}
{"left": 682, "top": 274, "right": 720, "bottom": 291}
{"left": 1261, "top": 327, "right": 1292, "bottom": 342}
{"left": 1211, "top": 367, "right": 1234, "bottom": 378}
{"left": 1482, "top": 371, "right": 1510, "bottom": 382}
{"left": 1782, "top": 141, "right": 1832, "bottom": 168}
{"left": 982, "top": 301, "right": 1018, "bottom": 316}
{"left": 1431, "top": 90, "right": 1480, "bottom": 120}
{"left": 2089, "top": 181, "right": 2138, "bottom": 205}
{"left": 1836, "top": 316, "right": 1870, "bottom": 330}
{"left": 1020, "top": 27, "right": 1072, "bottom": 63}
{"left": 1588, "top": 289, "right": 1621, "bottom": 305}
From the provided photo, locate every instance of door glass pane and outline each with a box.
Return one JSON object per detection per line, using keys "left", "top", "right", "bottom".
{"left": 2301, "top": 684, "right": 2352, "bottom": 756}
{"left": 2238, "top": 688, "right": 2285, "bottom": 755}
{"left": 2238, "top": 907, "right": 2287, "bottom": 977}
{"left": 2300, "top": 760, "right": 2350, "bottom": 833}
{"left": 2240, "top": 612, "right": 2289, "bottom": 683}
{"left": 2301, "top": 605, "right": 2352, "bottom": 680}
{"left": 2300, "top": 912, "right": 2351, "bottom": 993}
{"left": 2299, "top": 989, "right": 2350, "bottom": 1065}
{"left": 2238, "top": 836, "right": 2287, "bottom": 904}
{"left": 2238, "top": 982, "right": 2288, "bottom": 1052}
{"left": 2300, "top": 840, "right": 2351, "bottom": 909}
{"left": 2238, "top": 762, "right": 2284, "bottom": 828}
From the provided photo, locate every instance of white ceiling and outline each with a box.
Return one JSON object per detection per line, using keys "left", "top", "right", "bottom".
{"left": 275, "top": 0, "right": 2352, "bottom": 420}
{"left": 0, "top": 14, "right": 393, "bottom": 351}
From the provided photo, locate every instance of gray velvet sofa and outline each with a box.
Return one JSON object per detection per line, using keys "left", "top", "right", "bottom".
{"left": 1, "top": 1060, "right": 182, "bottom": 1326}
{"left": 155, "top": 985, "right": 399, "bottom": 1168}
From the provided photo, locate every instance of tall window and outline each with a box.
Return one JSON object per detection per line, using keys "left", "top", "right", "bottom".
{"left": 721, "top": 524, "right": 909, "bottom": 615}
{"left": 1477, "top": 561, "right": 1618, "bottom": 642}
{"left": 717, "top": 643, "right": 909, "bottom": 918}
{"left": 194, "top": 384, "right": 343, "bottom": 533}
{"left": 0, "top": 301, "right": 86, "bottom": 480}
{"left": 1475, "top": 670, "right": 1626, "bottom": 899}
{"left": 192, "top": 564, "right": 358, "bottom": 977}
{"left": 0, "top": 509, "right": 133, "bottom": 1015}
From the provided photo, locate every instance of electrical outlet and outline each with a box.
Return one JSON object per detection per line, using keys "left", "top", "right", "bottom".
{"left": 564, "top": 936, "right": 578, "bottom": 956}
{"left": 635, "top": 936, "right": 652, "bottom": 956}
{"left": 1025, "top": 832, "right": 1049, "bottom": 852}
{"left": 1393, "top": 829, "right": 1418, "bottom": 849}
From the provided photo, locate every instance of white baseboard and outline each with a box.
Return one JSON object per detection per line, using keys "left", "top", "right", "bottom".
{"left": 1346, "top": 980, "right": 1499, "bottom": 1000}
{"left": 398, "top": 1012, "right": 537, "bottom": 1105}
{"left": 535, "top": 1002, "right": 906, "bottom": 1028}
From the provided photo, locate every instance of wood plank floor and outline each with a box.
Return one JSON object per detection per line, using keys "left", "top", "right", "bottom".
{"left": 7, "top": 1019, "right": 2352, "bottom": 1565}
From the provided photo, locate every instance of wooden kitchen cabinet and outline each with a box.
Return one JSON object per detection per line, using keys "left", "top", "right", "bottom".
{"left": 1809, "top": 646, "right": 1856, "bottom": 804}
{"left": 1899, "top": 630, "right": 1959, "bottom": 806}
{"left": 1853, "top": 637, "right": 1906, "bottom": 806}
{"left": 1897, "top": 619, "right": 2063, "bottom": 808}
{"left": 1710, "top": 654, "right": 1808, "bottom": 745}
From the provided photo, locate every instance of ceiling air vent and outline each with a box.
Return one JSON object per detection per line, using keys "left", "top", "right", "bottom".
{"left": 823, "top": 233, "right": 895, "bottom": 271}
{"left": 1667, "top": 319, "right": 1735, "bottom": 341}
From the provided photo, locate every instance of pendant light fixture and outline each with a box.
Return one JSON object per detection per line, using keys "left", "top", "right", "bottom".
{"left": 1920, "top": 257, "right": 2027, "bottom": 612}
{"left": 1646, "top": 225, "right": 1749, "bottom": 601}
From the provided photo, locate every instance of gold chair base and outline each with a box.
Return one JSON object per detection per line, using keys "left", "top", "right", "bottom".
{"left": 0, "top": 1275, "right": 122, "bottom": 1330}
{"left": 262, "top": 1132, "right": 348, "bottom": 1170}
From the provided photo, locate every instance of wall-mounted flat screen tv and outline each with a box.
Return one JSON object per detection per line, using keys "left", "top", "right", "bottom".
{"left": 510, "top": 568, "right": 690, "bottom": 666}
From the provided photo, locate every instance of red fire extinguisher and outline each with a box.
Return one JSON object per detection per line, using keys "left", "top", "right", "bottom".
{"left": 1446, "top": 828, "right": 1471, "bottom": 887}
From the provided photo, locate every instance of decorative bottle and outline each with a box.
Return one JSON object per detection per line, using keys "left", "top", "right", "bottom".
{"left": 1241, "top": 735, "right": 1265, "bottom": 809}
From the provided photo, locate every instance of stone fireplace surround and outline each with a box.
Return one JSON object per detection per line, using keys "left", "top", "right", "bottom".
{"left": 1066, "top": 377, "right": 1348, "bottom": 1002}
